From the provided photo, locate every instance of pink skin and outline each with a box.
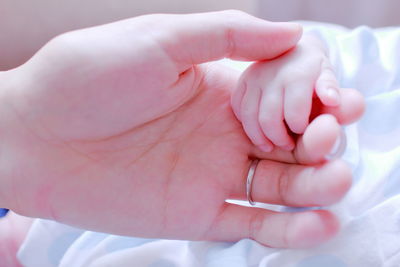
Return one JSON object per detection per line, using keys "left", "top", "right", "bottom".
{"left": 0, "top": 212, "right": 33, "bottom": 267}
{"left": 0, "top": 10, "right": 364, "bottom": 258}
{"left": 231, "top": 35, "right": 364, "bottom": 152}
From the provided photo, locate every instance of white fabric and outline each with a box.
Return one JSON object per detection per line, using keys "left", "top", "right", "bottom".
{"left": 17, "top": 23, "right": 400, "bottom": 267}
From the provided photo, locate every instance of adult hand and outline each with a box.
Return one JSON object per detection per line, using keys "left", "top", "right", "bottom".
{"left": 0, "top": 11, "right": 363, "bottom": 248}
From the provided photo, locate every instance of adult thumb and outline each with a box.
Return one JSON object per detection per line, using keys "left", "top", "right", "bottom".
{"left": 150, "top": 10, "right": 302, "bottom": 70}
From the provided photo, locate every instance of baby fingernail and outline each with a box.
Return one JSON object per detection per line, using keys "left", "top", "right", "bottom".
{"left": 327, "top": 88, "right": 340, "bottom": 105}
{"left": 325, "top": 128, "right": 347, "bottom": 160}
{"left": 259, "top": 144, "right": 273, "bottom": 153}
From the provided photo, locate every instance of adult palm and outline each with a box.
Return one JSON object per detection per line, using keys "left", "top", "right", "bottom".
{"left": 0, "top": 11, "right": 362, "bottom": 248}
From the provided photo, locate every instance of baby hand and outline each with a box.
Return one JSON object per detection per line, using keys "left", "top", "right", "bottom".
{"left": 231, "top": 35, "right": 352, "bottom": 152}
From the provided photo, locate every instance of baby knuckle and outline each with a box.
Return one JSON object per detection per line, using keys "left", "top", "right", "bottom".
{"left": 283, "top": 69, "right": 310, "bottom": 83}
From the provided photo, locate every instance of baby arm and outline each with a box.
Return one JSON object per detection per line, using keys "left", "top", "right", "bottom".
{"left": 231, "top": 34, "right": 355, "bottom": 152}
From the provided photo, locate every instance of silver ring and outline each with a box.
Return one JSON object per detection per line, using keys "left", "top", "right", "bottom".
{"left": 246, "top": 159, "right": 260, "bottom": 206}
